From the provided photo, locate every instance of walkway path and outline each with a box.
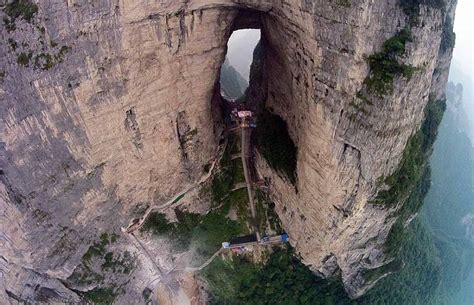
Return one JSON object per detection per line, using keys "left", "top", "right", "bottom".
{"left": 127, "top": 232, "right": 163, "bottom": 275}
{"left": 230, "top": 182, "right": 247, "bottom": 191}
{"left": 176, "top": 235, "right": 287, "bottom": 274}
{"left": 241, "top": 122, "right": 261, "bottom": 242}
{"left": 123, "top": 141, "right": 227, "bottom": 233}
{"left": 123, "top": 111, "right": 277, "bottom": 283}
{"left": 184, "top": 249, "right": 224, "bottom": 272}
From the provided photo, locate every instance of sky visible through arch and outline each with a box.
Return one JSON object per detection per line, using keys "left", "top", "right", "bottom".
{"left": 226, "top": 29, "right": 261, "bottom": 82}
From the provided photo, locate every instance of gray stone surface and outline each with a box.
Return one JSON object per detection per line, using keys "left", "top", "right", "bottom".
{"left": 0, "top": 0, "right": 456, "bottom": 303}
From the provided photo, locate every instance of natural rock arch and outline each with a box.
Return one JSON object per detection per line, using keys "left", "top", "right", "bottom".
{"left": 0, "top": 0, "right": 456, "bottom": 302}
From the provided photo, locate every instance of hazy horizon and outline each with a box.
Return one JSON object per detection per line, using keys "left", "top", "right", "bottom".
{"left": 226, "top": 29, "right": 261, "bottom": 81}
{"left": 452, "top": 0, "right": 473, "bottom": 77}
{"left": 450, "top": 0, "right": 474, "bottom": 139}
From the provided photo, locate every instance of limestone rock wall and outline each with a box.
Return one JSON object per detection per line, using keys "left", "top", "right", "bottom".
{"left": 0, "top": 0, "right": 456, "bottom": 302}
{"left": 253, "top": 0, "right": 456, "bottom": 297}
{"left": 1, "top": 1, "right": 236, "bottom": 302}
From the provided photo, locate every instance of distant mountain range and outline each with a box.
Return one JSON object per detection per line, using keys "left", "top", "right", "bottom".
{"left": 449, "top": 60, "right": 474, "bottom": 141}
{"left": 220, "top": 59, "right": 248, "bottom": 100}
{"left": 423, "top": 81, "right": 474, "bottom": 304}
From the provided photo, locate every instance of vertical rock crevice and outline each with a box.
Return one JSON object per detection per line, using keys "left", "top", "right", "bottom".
{"left": 124, "top": 107, "right": 143, "bottom": 151}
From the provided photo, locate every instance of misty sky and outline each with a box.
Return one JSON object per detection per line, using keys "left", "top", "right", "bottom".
{"left": 452, "top": 0, "right": 473, "bottom": 77}
{"left": 451, "top": 0, "right": 474, "bottom": 139}
{"left": 226, "top": 29, "right": 261, "bottom": 81}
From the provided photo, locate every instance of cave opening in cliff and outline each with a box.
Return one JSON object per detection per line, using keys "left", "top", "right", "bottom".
{"left": 213, "top": 10, "right": 298, "bottom": 185}
{"left": 255, "top": 108, "right": 298, "bottom": 184}
{"left": 219, "top": 29, "right": 261, "bottom": 100}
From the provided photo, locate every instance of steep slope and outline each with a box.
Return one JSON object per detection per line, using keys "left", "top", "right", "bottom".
{"left": 220, "top": 59, "right": 248, "bottom": 100}
{"left": 248, "top": 0, "right": 456, "bottom": 297}
{"left": 0, "top": 0, "right": 456, "bottom": 302}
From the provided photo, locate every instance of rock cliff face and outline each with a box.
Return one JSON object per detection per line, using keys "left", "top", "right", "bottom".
{"left": 0, "top": 0, "right": 456, "bottom": 303}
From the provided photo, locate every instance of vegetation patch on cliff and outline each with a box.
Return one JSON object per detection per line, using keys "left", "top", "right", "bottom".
{"left": 16, "top": 51, "right": 32, "bottom": 67}
{"left": 80, "top": 287, "right": 117, "bottom": 304}
{"left": 363, "top": 28, "right": 416, "bottom": 96}
{"left": 336, "top": 0, "right": 351, "bottom": 8}
{"left": 142, "top": 126, "right": 283, "bottom": 262}
{"left": 371, "top": 98, "right": 445, "bottom": 208}
{"left": 202, "top": 246, "right": 349, "bottom": 305}
{"left": 210, "top": 134, "right": 245, "bottom": 203}
{"left": 3, "top": 0, "right": 38, "bottom": 31}
{"left": 12, "top": 43, "right": 71, "bottom": 70}
{"left": 255, "top": 190, "right": 283, "bottom": 236}
{"left": 363, "top": 258, "right": 403, "bottom": 284}
{"left": 201, "top": 220, "right": 455, "bottom": 305}
{"left": 141, "top": 209, "right": 243, "bottom": 259}
{"left": 4, "top": 10, "right": 71, "bottom": 71}
{"left": 360, "top": 0, "right": 453, "bottom": 99}
{"left": 364, "top": 83, "right": 474, "bottom": 304}
{"left": 383, "top": 166, "right": 432, "bottom": 258}
{"left": 141, "top": 135, "right": 249, "bottom": 260}
{"left": 399, "top": 0, "right": 455, "bottom": 54}
{"left": 67, "top": 233, "right": 136, "bottom": 303}
{"left": 365, "top": 98, "right": 445, "bottom": 282}
{"left": 356, "top": 218, "right": 444, "bottom": 305}
{"left": 4, "top": 0, "right": 38, "bottom": 22}
{"left": 399, "top": 0, "right": 445, "bottom": 23}
{"left": 440, "top": 16, "right": 456, "bottom": 53}
{"left": 256, "top": 109, "right": 297, "bottom": 184}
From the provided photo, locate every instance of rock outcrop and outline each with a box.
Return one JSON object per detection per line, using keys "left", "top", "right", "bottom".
{"left": 0, "top": 0, "right": 456, "bottom": 302}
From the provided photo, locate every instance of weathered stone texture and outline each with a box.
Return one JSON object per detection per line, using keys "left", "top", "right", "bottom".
{"left": 0, "top": 0, "right": 455, "bottom": 302}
